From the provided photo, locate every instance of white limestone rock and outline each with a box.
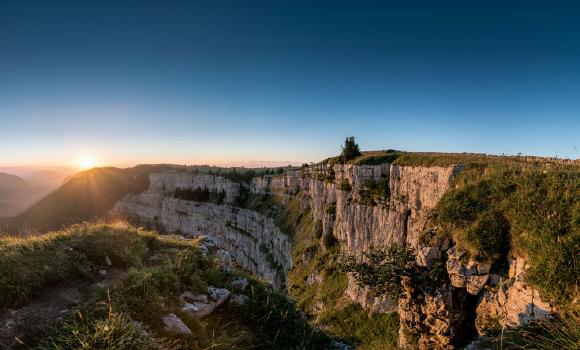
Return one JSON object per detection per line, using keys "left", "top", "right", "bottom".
{"left": 475, "top": 257, "right": 554, "bottom": 334}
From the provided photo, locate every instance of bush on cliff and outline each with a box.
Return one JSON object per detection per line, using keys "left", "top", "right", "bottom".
{"left": 341, "top": 245, "right": 416, "bottom": 299}
{"left": 338, "top": 179, "right": 352, "bottom": 191}
{"left": 173, "top": 186, "right": 227, "bottom": 204}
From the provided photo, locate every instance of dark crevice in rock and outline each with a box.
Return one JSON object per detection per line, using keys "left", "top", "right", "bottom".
{"left": 450, "top": 289, "right": 479, "bottom": 348}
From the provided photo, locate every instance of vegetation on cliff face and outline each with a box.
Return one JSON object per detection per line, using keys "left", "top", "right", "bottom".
{"left": 431, "top": 163, "right": 579, "bottom": 308}
{"left": 3, "top": 148, "right": 577, "bottom": 349}
{"left": 0, "top": 223, "right": 332, "bottom": 349}
{"left": 173, "top": 186, "right": 227, "bottom": 204}
{"left": 341, "top": 245, "right": 416, "bottom": 299}
{"left": 245, "top": 191, "right": 402, "bottom": 349}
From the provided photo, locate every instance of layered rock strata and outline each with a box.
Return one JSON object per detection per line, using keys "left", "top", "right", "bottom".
{"left": 253, "top": 163, "right": 461, "bottom": 312}
{"left": 113, "top": 172, "right": 291, "bottom": 288}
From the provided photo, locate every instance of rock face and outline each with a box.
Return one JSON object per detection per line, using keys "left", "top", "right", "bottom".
{"left": 253, "top": 164, "right": 460, "bottom": 252}
{"left": 149, "top": 172, "right": 241, "bottom": 204}
{"left": 113, "top": 173, "right": 291, "bottom": 288}
{"left": 446, "top": 247, "right": 491, "bottom": 296}
{"left": 475, "top": 257, "right": 553, "bottom": 334}
{"left": 252, "top": 163, "right": 460, "bottom": 311}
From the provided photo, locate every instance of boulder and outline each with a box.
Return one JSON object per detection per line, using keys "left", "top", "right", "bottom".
{"left": 180, "top": 291, "right": 208, "bottom": 303}
{"left": 208, "top": 287, "right": 230, "bottom": 304}
{"left": 181, "top": 287, "right": 231, "bottom": 319}
{"left": 182, "top": 301, "right": 216, "bottom": 319}
{"left": 163, "top": 314, "right": 191, "bottom": 335}
{"left": 230, "top": 277, "right": 249, "bottom": 291}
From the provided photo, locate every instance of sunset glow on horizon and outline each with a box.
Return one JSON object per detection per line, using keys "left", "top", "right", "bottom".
{"left": 78, "top": 155, "right": 97, "bottom": 170}
{"left": 1, "top": 1, "right": 579, "bottom": 168}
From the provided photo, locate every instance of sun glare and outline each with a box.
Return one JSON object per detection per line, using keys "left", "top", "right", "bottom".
{"left": 79, "top": 155, "right": 97, "bottom": 170}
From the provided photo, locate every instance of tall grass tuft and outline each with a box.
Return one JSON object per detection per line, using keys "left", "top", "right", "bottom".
{"left": 497, "top": 314, "right": 580, "bottom": 350}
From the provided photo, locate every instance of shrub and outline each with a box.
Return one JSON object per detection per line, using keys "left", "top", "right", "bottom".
{"left": 173, "top": 187, "right": 226, "bottom": 204}
{"left": 313, "top": 220, "right": 324, "bottom": 239}
{"left": 323, "top": 232, "right": 339, "bottom": 249}
{"left": 232, "top": 283, "right": 331, "bottom": 349}
{"left": 325, "top": 203, "right": 337, "bottom": 215}
{"left": 338, "top": 179, "right": 352, "bottom": 191}
{"left": 359, "top": 177, "right": 390, "bottom": 206}
{"left": 341, "top": 245, "right": 415, "bottom": 298}
{"left": 460, "top": 210, "right": 510, "bottom": 261}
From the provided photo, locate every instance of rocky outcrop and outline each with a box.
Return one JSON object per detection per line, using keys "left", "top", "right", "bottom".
{"left": 446, "top": 247, "right": 491, "bottom": 296}
{"left": 475, "top": 257, "right": 553, "bottom": 334}
{"left": 399, "top": 284, "right": 473, "bottom": 350}
{"left": 401, "top": 241, "right": 555, "bottom": 348}
{"left": 181, "top": 287, "right": 231, "bottom": 319}
{"left": 113, "top": 173, "right": 291, "bottom": 288}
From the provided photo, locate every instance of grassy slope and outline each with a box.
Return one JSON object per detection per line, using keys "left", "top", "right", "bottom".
{"left": 0, "top": 223, "right": 332, "bottom": 349}
{"left": 324, "top": 149, "right": 579, "bottom": 167}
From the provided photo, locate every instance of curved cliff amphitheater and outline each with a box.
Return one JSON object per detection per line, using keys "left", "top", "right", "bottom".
{"left": 1, "top": 151, "right": 578, "bottom": 349}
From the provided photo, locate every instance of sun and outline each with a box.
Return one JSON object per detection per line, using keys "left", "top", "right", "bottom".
{"left": 79, "top": 155, "right": 97, "bottom": 170}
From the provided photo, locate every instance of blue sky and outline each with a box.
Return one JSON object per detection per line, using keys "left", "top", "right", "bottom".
{"left": 1, "top": 1, "right": 579, "bottom": 167}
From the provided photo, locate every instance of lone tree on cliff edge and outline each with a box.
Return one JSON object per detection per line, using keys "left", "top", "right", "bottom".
{"left": 340, "top": 136, "right": 361, "bottom": 162}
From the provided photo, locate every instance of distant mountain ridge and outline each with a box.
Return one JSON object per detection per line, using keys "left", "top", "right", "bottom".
{"left": 0, "top": 172, "right": 31, "bottom": 217}
{"left": 0, "top": 169, "right": 71, "bottom": 218}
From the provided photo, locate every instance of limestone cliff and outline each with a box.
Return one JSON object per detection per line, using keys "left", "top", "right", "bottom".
{"left": 253, "top": 163, "right": 461, "bottom": 312}
{"left": 113, "top": 172, "right": 291, "bottom": 288}
{"left": 112, "top": 163, "right": 556, "bottom": 349}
